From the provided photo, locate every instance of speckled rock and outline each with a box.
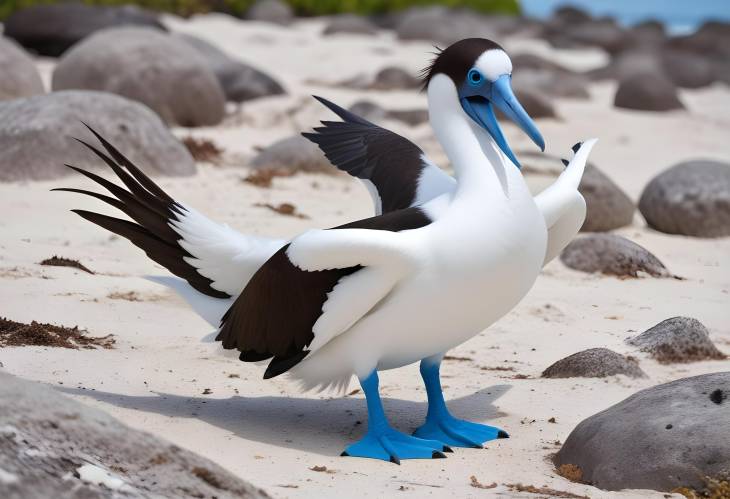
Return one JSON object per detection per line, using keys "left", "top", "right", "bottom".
{"left": 614, "top": 72, "right": 684, "bottom": 111}
{"left": 52, "top": 27, "right": 225, "bottom": 127}
{"left": 323, "top": 14, "right": 378, "bottom": 36}
{"left": 560, "top": 234, "right": 671, "bottom": 278}
{"left": 0, "top": 37, "right": 44, "bottom": 101}
{"left": 3, "top": 3, "right": 165, "bottom": 57}
{"left": 542, "top": 348, "right": 646, "bottom": 379}
{"left": 627, "top": 317, "right": 726, "bottom": 363}
{"left": 554, "top": 372, "right": 730, "bottom": 492}
{"left": 0, "top": 371, "right": 269, "bottom": 499}
{"left": 246, "top": 0, "right": 293, "bottom": 25}
{"left": 174, "top": 34, "right": 285, "bottom": 103}
{"left": 578, "top": 165, "right": 634, "bottom": 231}
{"left": 251, "top": 135, "right": 332, "bottom": 173}
{"left": 0, "top": 91, "right": 195, "bottom": 181}
{"left": 638, "top": 160, "right": 730, "bottom": 237}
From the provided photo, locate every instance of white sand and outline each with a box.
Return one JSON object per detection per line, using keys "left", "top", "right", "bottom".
{"left": 1, "top": 14, "right": 729, "bottom": 498}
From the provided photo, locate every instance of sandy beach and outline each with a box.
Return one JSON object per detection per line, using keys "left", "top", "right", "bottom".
{"left": 1, "top": 13, "right": 729, "bottom": 499}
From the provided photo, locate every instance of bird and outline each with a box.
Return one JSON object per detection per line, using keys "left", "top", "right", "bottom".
{"left": 55, "top": 38, "right": 596, "bottom": 464}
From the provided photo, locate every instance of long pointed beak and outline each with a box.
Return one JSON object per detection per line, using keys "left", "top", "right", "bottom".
{"left": 460, "top": 74, "right": 545, "bottom": 169}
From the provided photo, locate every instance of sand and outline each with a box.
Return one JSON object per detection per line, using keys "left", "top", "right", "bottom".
{"left": 1, "top": 14, "right": 729, "bottom": 498}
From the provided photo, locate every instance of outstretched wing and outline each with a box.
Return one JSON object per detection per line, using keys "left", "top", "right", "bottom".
{"left": 55, "top": 125, "right": 284, "bottom": 299}
{"left": 216, "top": 206, "right": 432, "bottom": 379}
{"left": 302, "top": 96, "right": 455, "bottom": 214}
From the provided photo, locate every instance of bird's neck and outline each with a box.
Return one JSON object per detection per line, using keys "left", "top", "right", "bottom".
{"left": 427, "top": 76, "right": 509, "bottom": 201}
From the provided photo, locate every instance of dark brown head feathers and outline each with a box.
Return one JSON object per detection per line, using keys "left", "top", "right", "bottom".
{"left": 419, "top": 38, "right": 504, "bottom": 90}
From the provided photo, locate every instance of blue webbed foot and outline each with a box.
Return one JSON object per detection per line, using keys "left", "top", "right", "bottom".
{"left": 342, "top": 427, "right": 451, "bottom": 464}
{"left": 414, "top": 416, "right": 508, "bottom": 448}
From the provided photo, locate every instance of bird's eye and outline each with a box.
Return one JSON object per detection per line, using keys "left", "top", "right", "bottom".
{"left": 467, "top": 68, "right": 483, "bottom": 86}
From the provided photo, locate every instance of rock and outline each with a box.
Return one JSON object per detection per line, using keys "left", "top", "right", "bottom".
{"left": 369, "top": 66, "right": 421, "bottom": 90}
{"left": 661, "top": 50, "right": 716, "bottom": 89}
{"left": 246, "top": 0, "right": 293, "bottom": 26}
{"left": 0, "top": 37, "right": 44, "bottom": 101}
{"left": 554, "top": 372, "right": 730, "bottom": 492}
{"left": 542, "top": 348, "right": 646, "bottom": 379}
{"left": 560, "top": 234, "right": 671, "bottom": 278}
{"left": 52, "top": 28, "right": 225, "bottom": 127}
{"left": 0, "top": 90, "right": 195, "bottom": 181}
{"left": 638, "top": 160, "right": 730, "bottom": 237}
{"left": 614, "top": 72, "right": 684, "bottom": 111}
{"left": 666, "top": 21, "right": 730, "bottom": 61}
{"left": 0, "top": 371, "right": 269, "bottom": 499}
{"left": 395, "top": 6, "right": 499, "bottom": 46}
{"left": 552, "top": 6, "right": 592, "bottom": 25}
{"left": 3, "top": 3, "right": 165, "bottom": 57}
{"left": 587, "top": 50, "right": 664, "bottom": 81}
{"left": 387, "top": 109, "right": 429, "bottom": 126}
{"left": 323, "top": 14, "right": 378, "bottom": 36}
{"left": 563, "top": 19, "right": 628, "bottom": 54}
{"left": 627, "top": 317, "right": 726, "bottom": 363}
{"left": 509, "top": 89, "right": 556, "bottom": 119}
{"left": 578, "top": 165, "right": 634, "bottom": 231}
{"left": 512, "top": 68, "right": 590, "bottom": 99}
{"left": 251, "top": 135, "right": 332, "bottom": 173}
{"left": 627, "top": 20, "right": 666, "bottom": 49}
{"left": 350, "top": 100, "right": 429, "bottom": 127}
{"left": 174, "top": 34, "right": 285, "bottom": 103}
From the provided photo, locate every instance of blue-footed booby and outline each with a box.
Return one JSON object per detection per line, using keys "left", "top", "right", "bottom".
{"left": 56, "top": 38, "right": 596, "bottom": 463}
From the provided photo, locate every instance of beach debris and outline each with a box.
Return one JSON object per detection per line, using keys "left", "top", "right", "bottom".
{"left": 182, "top": 136, "right": 224, "bottom": 163}
{"left": 0, "top": 91, "right": 194, "bottom": 182}
{"left": 53, "top": 27, "right": 225, "bottom": 127}
{"left": 560, "top": 234, "right": 672, "bottom": 278}
{"left": 505, "top": 483, "right": 588, "bottom": 498}
{"left": 40, "top": 255, "right": 94, "bottom": 274}
{"left": 254, "top": 202, "right": 309, "bottom": 219}
{"left": 639, "top": 160, "right": 730, "bottom": 237}
{"left": 578, "top": 165, "right": 634, "bottom": 232}
{"left": 0, "top": 317, "right": 114, "bottom": 349}
{"left": 555, "top": 372, "right": 730, "bottom": 492}
{"left": 542, "top": 348, "right": 646, "bottom": 379}
{"left": 469, "top": 476, "right": 497, "bottom": 489}
{"left": 626, "top": 317, "right": 726, "bottom": 363}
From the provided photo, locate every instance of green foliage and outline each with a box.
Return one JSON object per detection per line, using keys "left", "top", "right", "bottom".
{"left": 0, "top": 0, "right": 520, "bottom": 21}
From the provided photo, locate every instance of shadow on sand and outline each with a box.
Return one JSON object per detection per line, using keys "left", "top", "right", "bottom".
{"left": 56, "top": 384, "right": 512, "bottom": 457}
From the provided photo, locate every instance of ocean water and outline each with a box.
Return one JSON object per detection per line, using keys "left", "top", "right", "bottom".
{"left": 520, "top": 0, "right": 730, "bottom": 34}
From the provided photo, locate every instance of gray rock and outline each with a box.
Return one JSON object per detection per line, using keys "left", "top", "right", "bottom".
{"left": 542, "top": 348, "right": 646, "bottom": 379}
{"left": 587, "top": 50, "right": 664, "bottom": 81}
{"left": 578, "top": 165, "right": 634, "bottom": 231}
{"left": 246, "top": 0, "right": 293, "bottom": 26}
{"left": 387, "top": 108, "right": 429, "bottom": 126}
{"left": 251, "top": 135, "right": 332, "bottom": 173}
{"left": 564, "top": 19, "right": 628, "bottom": 54}
{"left": 0, "top": 90, "right": 195, "bottom": 181}
{"left": 369, "top": 66, "right": 421, "bottom": 90}
{"left": 3, "top": 3, "right": 165, "bottom": 57}
{"left": 560, "top": 234, "right": 671, "bottom": 278}
{"left": 512, "top": 68, "right": 590, "bottom": 99}
{"left": 666, "top": 21, "right": 730, "bottom": 62}
{"left": 638, "top": 160, "right": 730, "bottom": 237}
{"left": 662, "top": 50, "right": 716, "bottom": 89}
{"left": 349, "top": 100, "right": 428, "bottom": 127}
{"left": 0, "top": 37, "right": 44, "bottom": 101}
{"left": 552, "top": 6, "right": 592, "bottom": 25}
{"left": 627, "top": 317, "right": 726, "bottom": 363}
{"left": 395, "top": 6, "right": 499, "bottom": 46}
{"left": 0, "top": 371, "right": 269, "bottom": 499}
{"left": 626, "top": 20, "right": 667, "bottom": 49}
{"left": 614, "top": 72, "right": 684, "bottom": 111}
{"left": 174, "top": 34, "right": 285, "bottom": 103}
{"left": 323, "top": 14, "right": 378, "bottom": 36}
{"left": 506, "top": 89, "right": 556, "bottom": 119}
{"left": 53, "top": 27, "right": 225, "bottom": 127}
{"left": 554, "top": 372, "right": 730, "bottom": 492}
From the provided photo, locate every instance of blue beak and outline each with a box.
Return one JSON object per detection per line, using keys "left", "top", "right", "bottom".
{"left": 460, "top": 74, "right": 545, "bottom": 169}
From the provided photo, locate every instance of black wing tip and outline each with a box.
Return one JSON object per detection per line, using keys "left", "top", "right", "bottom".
{"left": 571, "top": 142, "right": 583, "bottom": 153}
{"left": 561, "top": 158, "right": 569, "bottom": 167}
{"left": 262, "top": 350, "right": 309, "bottom": 379}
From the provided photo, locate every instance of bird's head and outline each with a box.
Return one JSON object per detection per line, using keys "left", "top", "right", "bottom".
{"left": 421, "top": 38, "right": 545, "bottom": 169}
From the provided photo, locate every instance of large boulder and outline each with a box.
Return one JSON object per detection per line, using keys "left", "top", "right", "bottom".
{"left": 666, "top": 21, "right": 730, "bottom": 62}
{"left": 251, "top": 135, "right": 332, "bottom": 173}
{"left": 349, "top": 100, "right": 428, "bottom": 127}
{"left": 3, "top": 3, "right": 165, "bottom": 57}
{"left": 662, "top": 50, "right": 716, "bottom": 89}
{"left": 323, "top": 14, "right": 378, "bottom": 36}
{"left": 578, "top": 165, "right": 634, "bottom": 231}
{"left": 560, "top": 234, "right": 671, "bottom": 278}
{"left": 52, "top": 27, "right": 225, "bottom": 127}
{"left": 0, "top": 371, "right": 269, "bottom": 498}
{"left": 0, "top": 37, "right": 44, "bottom": 101}
{"left": 245, "top": 0, "right": 293, "bottom": 25}
{"left": 638, "top": 160, "right": 730, "bottom": 237}
{"left": 542, "top": 348, "right": 646, "bottom": 379}
{"left": 587, "top": 50, "right": 664, "bottom": 82}
{"left": 614, "top": 72, "right": 684, "bottom": 111}
{"left": 0, "top": 91, "right": 195, "bottom": 182}
{"left": 174, "top": 34, "right": 285, "bottom": 103}
{"left": 369, "top": 66, "right": 421, "bottom": 90}
{"left": 512, "top": 68, "right": 590, "bottom": 99}
{"left": 395, "top": 6, "right": 504, "bottom": 46}
{"left": 554, "top": 372, "right": 730, "bottom": 492}
{"left": 627, "top": 317, "right": 726, "bottom": 363}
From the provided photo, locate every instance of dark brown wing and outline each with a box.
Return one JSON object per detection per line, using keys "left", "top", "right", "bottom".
{"left": 216, "top": 206, "right": 432, "bottom": 379}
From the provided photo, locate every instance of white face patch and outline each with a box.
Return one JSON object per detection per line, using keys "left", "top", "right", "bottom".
{"left": 474, "top": 49, "right": 512, "bottom": 82}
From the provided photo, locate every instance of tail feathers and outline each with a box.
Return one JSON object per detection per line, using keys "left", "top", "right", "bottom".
{"left": 55, "top": 124, "right": 230, "bottom": 299}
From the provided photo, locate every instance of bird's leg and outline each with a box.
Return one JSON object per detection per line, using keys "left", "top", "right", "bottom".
{"left": 342, "top": 370, "right": 450, "bottom": 463}
{"left": 414, "top": 357, "right": 509, "bottom": 448}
